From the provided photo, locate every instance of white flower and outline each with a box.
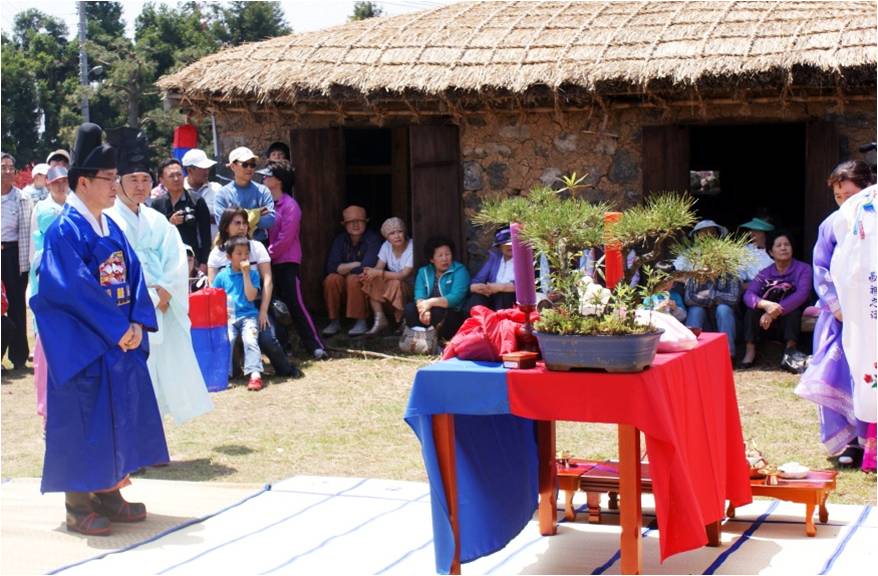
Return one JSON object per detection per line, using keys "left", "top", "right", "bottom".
{"left": 579, "top": 282, "right": 612, "bottom": 316}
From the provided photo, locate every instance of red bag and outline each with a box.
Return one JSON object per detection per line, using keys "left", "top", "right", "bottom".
{"left": 442, "top": 305, "right": 539, "bottom": 362}
{"left": 1, "top": 282, "right": 8, "bottom": 316}
{"left": 189, "top": 287, "right": 228, "bottom": 328}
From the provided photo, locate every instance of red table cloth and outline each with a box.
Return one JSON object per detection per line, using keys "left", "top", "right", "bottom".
{"left": 507, "top": 332, "right": 752, "bottom": 561}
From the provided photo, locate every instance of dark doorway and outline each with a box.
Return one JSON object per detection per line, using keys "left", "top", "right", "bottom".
{"left": 689, "top": 123, "right": 808, "bottom": 259}
{"left": 344, "top": 128, "right": 395, "bottom": 227}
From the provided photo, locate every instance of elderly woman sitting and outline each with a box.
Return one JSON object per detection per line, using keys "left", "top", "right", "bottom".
{"left": 741, "top": 229, "right": 813, "bottom": 371}
{"left": 466, "top": 227, "right": 517, "bottom": 313}
{"left": 404, "top": 236, "right": 471, "bottom": 341}
{"left": 360, "top": 217, "right": 414, "bottom": 335}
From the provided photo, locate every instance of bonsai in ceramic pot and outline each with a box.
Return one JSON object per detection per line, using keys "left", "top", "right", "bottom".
{"left": 475, "top": 174, "right": 751, "bottom": 372}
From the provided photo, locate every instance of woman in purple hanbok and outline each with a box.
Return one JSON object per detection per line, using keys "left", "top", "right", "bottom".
{"left": 796, "top": 160, "right": 874, "bottom": 465}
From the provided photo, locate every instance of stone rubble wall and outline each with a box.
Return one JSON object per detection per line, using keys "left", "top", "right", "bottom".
{"left": 209, "top": 100, "right": 875, "bottom": 268}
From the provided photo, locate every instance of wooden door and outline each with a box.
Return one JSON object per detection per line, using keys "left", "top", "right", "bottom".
{"left": 803, "top": 120, "right": 838, "bottom": 261}
{"left": 642, "top": 125, "right": 691, "bottom": 196}
{"left": 290, "top": 127, "right": 345, "bottom": 313}
{"left": 409, "top": 124, "right": 463, "bottom": 268}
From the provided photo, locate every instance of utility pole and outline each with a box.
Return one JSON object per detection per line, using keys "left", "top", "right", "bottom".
{"left": 78, "top": 1, "right": 90, "bottom": 122}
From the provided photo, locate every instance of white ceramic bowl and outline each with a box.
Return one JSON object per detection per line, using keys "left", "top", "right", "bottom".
{"left": 778, "top": 462, "right": 810, "bottom": 479}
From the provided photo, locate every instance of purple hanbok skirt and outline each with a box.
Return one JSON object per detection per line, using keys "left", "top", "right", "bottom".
{"left": 795, "top": 309, "right": 868, "bottom": 454}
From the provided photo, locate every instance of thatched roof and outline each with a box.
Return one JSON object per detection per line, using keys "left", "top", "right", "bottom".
{"left": 159, "top": 1, "right": 876, "bottom": 112}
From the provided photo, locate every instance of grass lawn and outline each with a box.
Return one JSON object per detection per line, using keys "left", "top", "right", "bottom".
{"left": 2, "top": 337, "right": 874, "bottom": 505}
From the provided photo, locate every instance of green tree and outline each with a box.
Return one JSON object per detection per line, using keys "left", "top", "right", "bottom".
{"left": 209, "top": 1, "right": 291, "bottom": 46}
{"left": 350, "top": 1, "right": 384, "bottom": 21}
{"left": 11, "top": 9, "right": 76, "bottom": 155}
{"left": 1, "top": 34, "right": 40, "bottom": 161}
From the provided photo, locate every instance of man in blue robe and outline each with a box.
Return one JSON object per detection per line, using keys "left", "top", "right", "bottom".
{"left": 29, "top": 122, "right": 169, "bottom": 536}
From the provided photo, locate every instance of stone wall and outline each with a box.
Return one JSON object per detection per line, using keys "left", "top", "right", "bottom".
{"left": 210, "top": 99, "right": 875, "bottom": 268}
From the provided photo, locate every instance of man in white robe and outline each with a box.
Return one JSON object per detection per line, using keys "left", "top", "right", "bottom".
{"left": 106, "top": 128, "right": 212, "bottom": 424}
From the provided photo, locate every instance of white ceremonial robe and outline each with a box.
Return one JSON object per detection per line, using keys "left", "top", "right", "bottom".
{"left": 830, "top": 185, "right": 877, "bottom": 423}
{"left": 107, "top": 201, "right": 213, "bottom": 424}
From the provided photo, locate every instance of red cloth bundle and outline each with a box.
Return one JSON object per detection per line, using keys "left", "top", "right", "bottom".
{"left": 442, "top": 305, "right": 539, "bottom": 361}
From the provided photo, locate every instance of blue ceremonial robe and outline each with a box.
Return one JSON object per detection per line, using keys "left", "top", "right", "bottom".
{"left": 30, "top": 203, "right": 170, "bottom": 493}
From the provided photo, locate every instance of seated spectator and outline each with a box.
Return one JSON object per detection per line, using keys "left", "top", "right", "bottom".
{"left": 211, "top": 236, "right": 267, "bottom": 391}
{"left": 360, "top": 217, "right": 414, "bottom": 335}
{"left": 741, "top": 229, "right": 813, "bottom": 371}
{"left": 152, "top": 158, "right": 212, "bottom": 269}
{"left": 467, "top": 227, "right": 516, "bottom": 313}
{"left": 186, "top": 245, "right": 208, "bottom": 292}
{"left": 322, "top": 205, "right": 382, "bottom": 337}
{"left": 404, "top": 236, "right": 471, "bottom": 341}
{"left": 214, "top": 147, "right": 276, "bottom": 244}
{"left": 208, "top": 208, "right": 298, "bottom": 378}
{"left": 738, "top": 217, "right": 775, "bottom": 289}
{"left": 642, "top": 277, "right": 687, "bottom": 323}
{"left": 684, "top": 220, "right": 739, "bottom": 359}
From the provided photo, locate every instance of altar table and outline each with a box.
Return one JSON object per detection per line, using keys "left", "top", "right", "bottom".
{"left": 404, "top": 332, "right": 752, "bottom": 574}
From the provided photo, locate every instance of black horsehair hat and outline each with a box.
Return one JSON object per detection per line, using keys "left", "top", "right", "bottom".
{"left": 68, "top": 122, "right": 116, "bottom": 192}
{"left": 106, "top": 127, "right": 151, "bottom": 178}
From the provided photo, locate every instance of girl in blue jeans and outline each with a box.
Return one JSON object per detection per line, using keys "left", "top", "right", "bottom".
{"left": 212, "top": 236, "right": 265, "bottom": 391}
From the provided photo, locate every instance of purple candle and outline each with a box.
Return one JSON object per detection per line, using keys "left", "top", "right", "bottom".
{"left": 510, "top": 222, "right": 537, "bottom": 306}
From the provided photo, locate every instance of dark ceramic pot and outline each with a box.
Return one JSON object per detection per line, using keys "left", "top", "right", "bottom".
{"left": 534, "top": 330, "right": 663, "bottom": 373}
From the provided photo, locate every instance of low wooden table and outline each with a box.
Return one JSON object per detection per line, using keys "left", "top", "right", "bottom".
{"left": 557, "top": 459, "right": 721, "bottom": 547}
{"left": 726, "top": 470, "right": 838, "bottom": 537}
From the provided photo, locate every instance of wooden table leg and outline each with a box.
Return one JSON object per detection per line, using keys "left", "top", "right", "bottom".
{"left": 819, "top": 492, "right": 829, "bottom": 524}
{"left": 564, "top": 489, "right": 576, "bottom": 521}
{"left": 805, "top": 500, "right": 817, "bottom": 537}
{"left": 537, "top": 420, "right": 558, "bottom": 536}
{"left": 619, "top": 424, "right": 642, "bottom": 575}
{"left": 706, "top": 521, "right": 721, "bottom": 546}
{"left": 433, "top": 414, "right": 461, "bottom": 574}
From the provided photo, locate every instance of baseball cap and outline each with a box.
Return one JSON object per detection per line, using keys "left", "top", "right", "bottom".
{"left": 46, "top": 149, "right": 70, "bottom": 164}
{"left": 181, "top": 148, "right": 217, "bottom": 169}
{"left": 47, "top": 166, "right": 68, "bottom": 183}
{"left": 493, "top": 227, "right": 512, "bottom": 246}
{"left": 228, "top": 146, "right": 257, "bottom": 164}
{"left": 32, "top": 163, "right": 50, "bottom": 176}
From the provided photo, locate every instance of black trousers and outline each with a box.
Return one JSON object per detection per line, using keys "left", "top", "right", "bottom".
{"left": 465, "top": 292, "right": 516, "bottom": 314}
{"left": 1, "top": 242, "right": 29, "bottom": 366}
{"left": 404, "top": 302, "right": 465, "bottom": 341}
{"left": 743, "top": 305, "right": 804, "bottom": 346}
{"left": 271, "top": 262, "right": 323, "bottom": 354}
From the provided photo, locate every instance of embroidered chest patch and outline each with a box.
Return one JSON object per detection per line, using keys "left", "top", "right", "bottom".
{"left": 98, "top": 250, "right": 130, "bottom": 306}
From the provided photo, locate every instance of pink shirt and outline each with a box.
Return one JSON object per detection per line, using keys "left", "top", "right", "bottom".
{"left": 268, "top": 193, "right": 302, "bottom": 264}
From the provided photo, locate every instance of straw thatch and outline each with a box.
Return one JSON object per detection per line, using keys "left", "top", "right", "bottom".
{"left": 158, "top": 1, "right": 876, "bottom": 111}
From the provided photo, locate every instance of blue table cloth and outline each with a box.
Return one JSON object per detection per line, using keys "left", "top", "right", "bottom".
{"left": 403, "top": 358, "right": 539, "bottom": 574}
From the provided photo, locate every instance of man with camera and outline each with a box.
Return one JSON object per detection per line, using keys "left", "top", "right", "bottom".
{"left": 152, "top": 158, "right": 212, "bottom": 272}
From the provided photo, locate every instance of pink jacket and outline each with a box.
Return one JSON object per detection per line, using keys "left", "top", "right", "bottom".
{"left": 268, "top": 193, "right": 302, "bottom": 264}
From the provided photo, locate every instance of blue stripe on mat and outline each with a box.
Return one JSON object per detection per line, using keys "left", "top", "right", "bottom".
{"left": 48, "top": 484, "right": 273, "bottom": 575}
{"left": 260, "top": 491, "right": 430, "bottom": 574}
{"left": 376, "top": 538, "right": 434, "bottom": 574}
{"left": 702, "top": 501, "right": 779, "bottom": 575}
{"left": 270, "top": 488, "right": 430, "bottom": 503}
{"left": 819, "top": 504, "right": 872, "bottom": 575}
{"left": 158, "top": 478, "right": 368, "bottom": 575}
{"left": 592, "top": 519, "right": 659, "bottom": 575}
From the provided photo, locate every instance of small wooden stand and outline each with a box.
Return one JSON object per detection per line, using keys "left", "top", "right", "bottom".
{"left": 726, "top": 470, "right": 838, "bottom": 537}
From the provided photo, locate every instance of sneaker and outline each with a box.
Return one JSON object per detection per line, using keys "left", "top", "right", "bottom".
{"left": 313, "top": 348, "right": 328, "bottom": 360}
{"left": 90, "top": 490, "right": 147, "bottom": 523}
{"left": 322, "top": 320, "right": 341, "bottom": 336}
{"left": 348, "top": 319, "right": 369, "bottom": 336}
{"left": 366, "top": 316, "right": 389, "bottom": 336}
{"left": 66, "top": 508, "right": 112, "bottom": 536}
{"left": 248, "top": 375, "right": 264, "bottom": 391}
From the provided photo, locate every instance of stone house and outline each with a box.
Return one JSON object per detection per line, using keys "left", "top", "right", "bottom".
{"left": 158, "top": 1, "right": 876, "bottom": 312}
